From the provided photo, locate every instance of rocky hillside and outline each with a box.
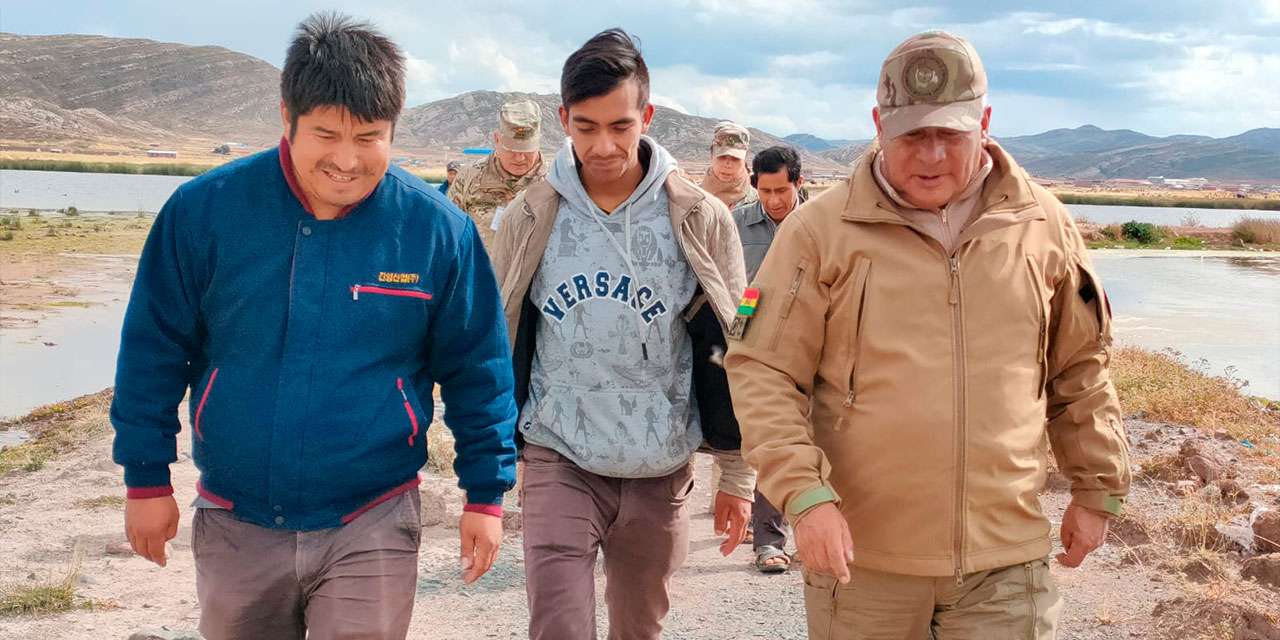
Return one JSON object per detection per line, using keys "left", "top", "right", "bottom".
{"left": 0, "top": 33, "right": 841, "bottom": 169}
{"left": 4, "top": 32, "right": 1276, "bottom": 180}
{"left": 398, "top": 90, "right": 843, "bottom": 170}
{"left": 0, "top": 32, "right": 281, "bottom": 144}
{"left": 795, "top": 125, "right": 1280, "bottom": 181}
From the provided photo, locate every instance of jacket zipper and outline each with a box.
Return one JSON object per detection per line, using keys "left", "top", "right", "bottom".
{"left": 351, "top": 285, "right": 432, "bottom": 301}
{"left": 950, "top": 256, "right": 967, "bottom": 585}
{"left": 767, "top": 263, "right": 807, "bottom": 351}
{"left": 397, "top": 378, "right": 419, "bottom": 447}
{"left": 835, "top": 258, "right": 871, "bottom": 431}
{"left": 194, "top": 368, "right": 219, "bottom": 441}
{"left": 1026, "top": 257, "right": 1049, "bottom": 400}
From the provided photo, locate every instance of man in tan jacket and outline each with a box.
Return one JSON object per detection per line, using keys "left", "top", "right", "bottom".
{"left": 725, "top": 31, "right": 1131, "bottom": 639}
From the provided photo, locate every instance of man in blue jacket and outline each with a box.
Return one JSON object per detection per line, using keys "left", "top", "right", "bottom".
{"left": 110, "top": 13, "right": 517, "bottom": 639}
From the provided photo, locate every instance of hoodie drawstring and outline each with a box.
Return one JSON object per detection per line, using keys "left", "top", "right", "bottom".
{"left": 587, "top": 201, "right": 649, "bottom": 360}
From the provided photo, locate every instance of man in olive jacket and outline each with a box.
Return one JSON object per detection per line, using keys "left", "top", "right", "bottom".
{"left": 725, "top": 31, "right": 1130, "bottom": 639}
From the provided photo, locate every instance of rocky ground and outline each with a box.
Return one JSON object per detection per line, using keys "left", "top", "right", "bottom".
{"left": 1, "top": 391, "right": 1279, "bottom": 639}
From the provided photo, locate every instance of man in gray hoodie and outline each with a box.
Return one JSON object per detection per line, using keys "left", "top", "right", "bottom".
{"left": 491, "top": 29, "right": 755, "bottom": 640}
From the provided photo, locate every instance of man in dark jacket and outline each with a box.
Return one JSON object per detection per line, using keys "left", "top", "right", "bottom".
{"left": 438, "top": 160, "right": 460, "bottom": 195}
{"left": 731, "top": 145, "right": 806, "bottom": 573}
{"left": 111, "top": 13, "right": 517, "bottom": 640}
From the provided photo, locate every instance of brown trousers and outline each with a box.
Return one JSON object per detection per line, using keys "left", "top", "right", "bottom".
{"left": 803, "top": 559, "right": 1063, "bottom": 640}
{"left": 192, "top": 490, "right": 422, "bottom": 640}
{"left": 521, "top": 443, "right": 695, "bottom": 640}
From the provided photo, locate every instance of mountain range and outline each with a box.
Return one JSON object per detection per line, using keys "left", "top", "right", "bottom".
{"left": 785, "top": 126, "right": 1280, "bottom": 181}
{"left": 2, "top": 32, "right": 1277, "bottom": 181}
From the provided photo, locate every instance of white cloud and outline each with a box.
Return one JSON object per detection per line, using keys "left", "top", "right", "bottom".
{"left": 769, "top": 51, "right": 842, "bottom": 74}
{"left": 1020, "top": 17, "right": 1182, "bottom": 43}
{"left": 1137, "top": 44, "right": 1280, "bottom": 136}
{"left": 649, "top": 64, "right": 878, "bottom": 139}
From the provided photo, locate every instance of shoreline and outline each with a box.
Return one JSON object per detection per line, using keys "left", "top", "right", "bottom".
{"left": 4, "top": 161, "right": 1280, "bottom": 212}
{"left": 1054, "top": 192, "right": 1280, "bottom": 211}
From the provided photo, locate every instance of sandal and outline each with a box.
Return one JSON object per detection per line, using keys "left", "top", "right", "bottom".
{"left": 754, "top": 545, "right": 790, "bottom": 574}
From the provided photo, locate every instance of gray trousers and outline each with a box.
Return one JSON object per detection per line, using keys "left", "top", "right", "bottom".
{"left": 521, "top": 443, "right": 695, "bottom": 640}
{"left": 192, "top": 490, "right": 422, "bottom": 640}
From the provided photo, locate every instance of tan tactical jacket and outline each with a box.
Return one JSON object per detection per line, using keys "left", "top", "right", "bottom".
{"left": 725, "top": 142, "right": 1131, "bottom": 578}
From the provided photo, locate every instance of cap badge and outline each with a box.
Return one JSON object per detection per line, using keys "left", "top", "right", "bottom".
{"left": 903, "top": 51, "right": 947, "bottom": 101}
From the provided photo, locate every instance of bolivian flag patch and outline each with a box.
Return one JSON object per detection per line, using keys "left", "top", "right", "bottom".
{"left": 727, "top": 288, "right": 760, "bottom": 340}
{"left": 738, "top": 288, "right": 759, "bottom": 316}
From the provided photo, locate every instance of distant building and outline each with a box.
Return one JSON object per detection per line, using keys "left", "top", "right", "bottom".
{"left": 1163, "top": 177, "right": 1208, "bottom": 189}
{"left": 147, "top": 150, "right": 179, "bottom": 159}
{"left": 1147, "top": 176, "right": 1165, "bottom": 185}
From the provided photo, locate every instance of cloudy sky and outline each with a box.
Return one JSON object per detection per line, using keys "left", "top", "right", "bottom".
{"left": 5, "top": 0, "right": 1278, "bottom": 139}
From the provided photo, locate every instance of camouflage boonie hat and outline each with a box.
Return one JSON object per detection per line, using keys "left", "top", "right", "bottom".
{"left": 712, "top": 121, "right": 749, "bottom": 159}
{"left": 876, "top": 31, "right": 987, "bottom": 139}
{"left": 498, "top": 100, "right": 542, "bottom": 153}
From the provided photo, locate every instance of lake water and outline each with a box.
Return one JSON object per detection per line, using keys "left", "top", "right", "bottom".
{"left": 1, "top": 169, "right": 193, "bottom": 213}
{"left": 0, "top": 172, "right": 1277, "bottom": 420}
{"left": 1066, "top": 203, "right": 1280, "bottom": 228}
{"left": 0, "top": 169, "right": 442, "bottom": 213}
{"left": 1091, "top": 251, "right": 1280, "bottom": 400}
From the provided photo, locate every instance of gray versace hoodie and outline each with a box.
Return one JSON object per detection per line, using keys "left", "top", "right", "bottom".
{"left": 516, "top": 136, "right": 703, "bottom": 478}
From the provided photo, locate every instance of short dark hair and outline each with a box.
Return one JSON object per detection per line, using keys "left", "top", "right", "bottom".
{"left": 561, "top": 28, "right": 649, "bottom": 109}
{"left": 751, "top": 146, "right": 802, "bottom": 186}
{"left": 281, "top": 12, "right": 405, "bottom": 138}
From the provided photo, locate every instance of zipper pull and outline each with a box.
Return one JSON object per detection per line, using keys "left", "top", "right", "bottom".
{"left": 843, "top": 390, "right": 855, "bottom": 408}
{"left": 948, "top": 259, "right": 960, "bottom": 305}
{"left": 641, "top": 342, "right": 650, "bottom": 361}
{"left": 352, "top": 285, "right": 359, "bottom": 301}
{"left": 955, "top": 567, "right": 965, "bottom": 586}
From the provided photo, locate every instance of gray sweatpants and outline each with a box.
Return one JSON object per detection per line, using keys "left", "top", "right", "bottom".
{"left": 192, "top": 489, "right": 422, "bottom": 640}
{"left": 521, "top": 443, "right": 695, "bottom": 640}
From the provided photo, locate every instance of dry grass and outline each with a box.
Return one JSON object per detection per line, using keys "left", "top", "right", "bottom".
{"left": 71, "top": 495, "right": 126, "bottom": 510}
{"left": 0, "top": 391, "right": 113, "bottom": 476}
{"left": 1111, "top": 347, "right": 1279, "bottom": 455}
{"left": 408, "top": 168, "right": 447, "bottom": 183}
{"left": 1232, "top": 217, "right": 1280, "bottom": 245}
{"left": 426, "top": 425, "right": 457, "bottom": 478}
{"left": 1134, "top": 452, "right": 1186, "bottom": 484}
{"left": 0, "top": 214, "right": 152, "bottom": 255}
{"left": 0, "top": 544, "right": 83, "bottom": 616}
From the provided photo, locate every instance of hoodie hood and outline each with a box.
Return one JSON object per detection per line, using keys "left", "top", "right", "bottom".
{"left": 547, "top": 135, "right": 678, "bottom": 219}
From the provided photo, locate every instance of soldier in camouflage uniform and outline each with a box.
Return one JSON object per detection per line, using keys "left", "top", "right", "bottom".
{"left": 699, "top": 121, "right": 759, "bottom": 211}
{"left": 448, "top": 100, "right": 549, "bottom": 249}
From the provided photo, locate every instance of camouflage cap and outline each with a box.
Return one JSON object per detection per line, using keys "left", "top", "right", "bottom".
{"left": 876, "top": 30, "right": 987, "bottom": 140}
{"left": 712, "top": 121, "right": 750, "bottom": 159}
{"left": 446, "top": 161, "right": 461, "bottom": 172}
{"left": 498, "top": 100, "right": 542, "bottom": 153}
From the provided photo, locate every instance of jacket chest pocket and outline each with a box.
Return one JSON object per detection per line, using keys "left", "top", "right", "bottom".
{"left": 350, "top": 284, "right": 433, "bottom": 302}
{"left": 346, "top": 283, "right": 434, "bottom": 340}
{"left": 766, "top": 258, "right": 810, "bottom": 351}
{"left": 833, "top": 256, "right": 871, "bottom": 432}
{"left": 1025, "top": 256, "right": 1051, "bottom": 400}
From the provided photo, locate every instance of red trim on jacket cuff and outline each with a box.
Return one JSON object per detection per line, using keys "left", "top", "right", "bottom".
{"left": 126, "top": 485, "right": 174, "bottom": 500}
{"left": 463, "top": 503, "right": 503, "bottom": 518}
